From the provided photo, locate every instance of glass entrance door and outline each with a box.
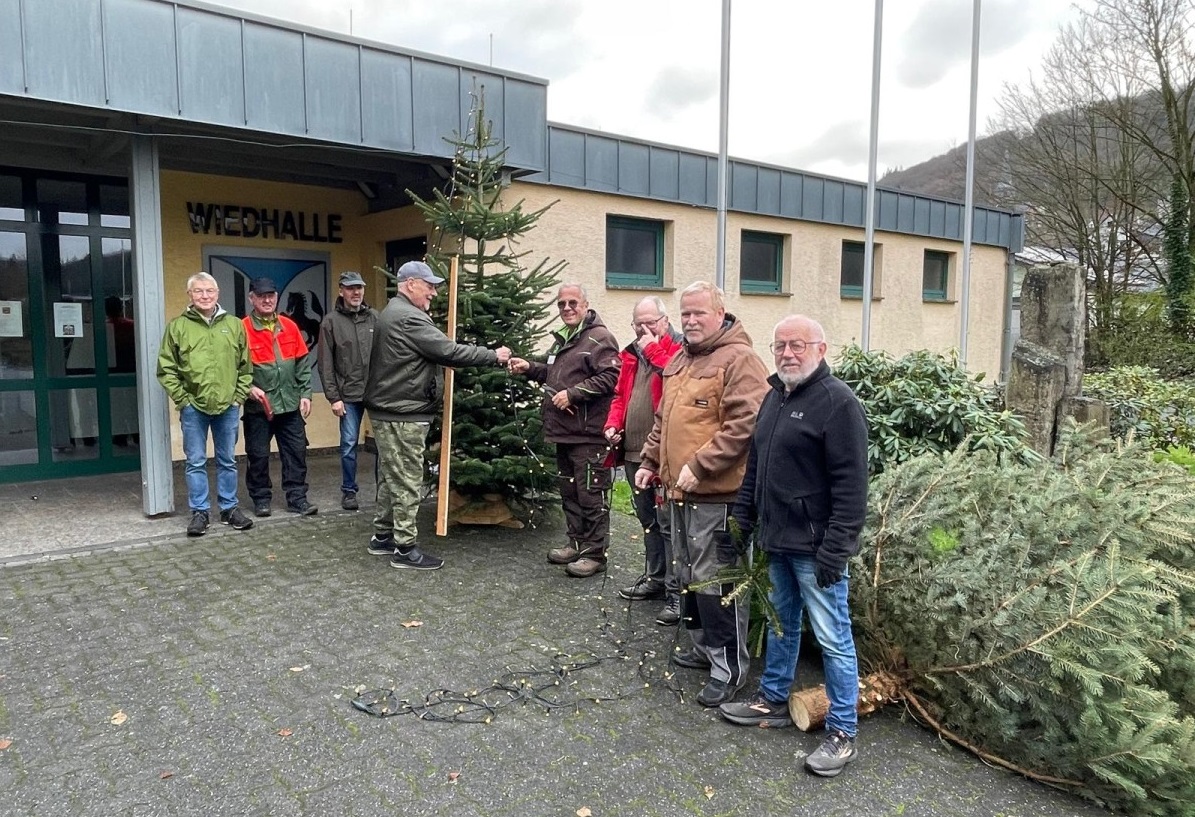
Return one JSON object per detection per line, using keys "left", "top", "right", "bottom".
{"left": 0, "top": 168, "right": 137, "bottom": 483}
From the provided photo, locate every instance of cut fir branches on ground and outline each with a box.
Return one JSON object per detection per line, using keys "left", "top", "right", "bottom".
{"left": 844, "top": 424, "right": 1195, "bottom": 816}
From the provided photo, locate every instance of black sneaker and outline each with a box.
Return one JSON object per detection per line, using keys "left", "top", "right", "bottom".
{"left": 389, "top": 545, "right": 444, "bottom": 571}
{"left": 286, "top": 500, "right": 318, "bottom": 516}
{"left": 672, "top": 648, "right": 711, "bottom": 670}
{"left": 804, "top": 730, "right": 858, "bottom": 777}
{"left": 367, "top": 534, "right": 395, "bottom": 555}
{"left": 341, "top": 490, "right": 359, "bottom": 511}
{"left": 656, "top": 597, "right": 681, "bottom": 626}
{"left": 696, "top": 679, "right": 739, "bottom": 707}
{"left": 219, "top": 507, "right": 254, "bottom": 531}
{"left": 186, "top": 510, "right": 210, "bottom": 537}
{"left": 618, "top": 579, "right": 665, "bottom": 600}
{"left": 719, "top": 693, "right": 793, "bottom": 728}
{"left": 253, "top": 501, "right": 272, "bottom": 518}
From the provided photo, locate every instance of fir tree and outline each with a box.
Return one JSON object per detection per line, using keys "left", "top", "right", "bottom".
{"left": 405, "top": 93, "right": 565, "bottom": 508}
{"left": 850, "top": 424, "right": 1195, "bottom": 815}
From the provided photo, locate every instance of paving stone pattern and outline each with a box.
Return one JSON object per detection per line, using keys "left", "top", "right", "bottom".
{"left": 0, "top": 507, "right": 1117, "bottom": 817}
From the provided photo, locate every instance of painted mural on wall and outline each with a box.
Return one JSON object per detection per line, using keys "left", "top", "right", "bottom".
{"left": 204, "top": 247, "right": 329, "bottom": 393}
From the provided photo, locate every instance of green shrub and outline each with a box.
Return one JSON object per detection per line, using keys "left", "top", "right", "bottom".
{"left": 1084, "top": 366, "right": 1195, "bottom": 450}
{"left": 1086, "top": 292, "right": 1195, "bottom": 379}
{"left": 834, "top": 344, "right": 1037, "bottom": 474}
{"left": 1153, "top": 445, "right": 1195, "bottom": 476}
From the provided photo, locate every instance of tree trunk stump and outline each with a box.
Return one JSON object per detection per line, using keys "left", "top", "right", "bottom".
{"left": 788, "top": 671, "right": 904, "bottom": 731}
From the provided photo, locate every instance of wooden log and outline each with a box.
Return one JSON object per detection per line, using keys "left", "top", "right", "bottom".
{"left": 788, "top": 670, "right": 904, "bottom": 731}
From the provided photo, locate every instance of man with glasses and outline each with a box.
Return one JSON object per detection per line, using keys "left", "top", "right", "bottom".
{"left": 719, "top": 314, "right": 869, "bottom": 780}
{"left": 509, "top": 283, "right": 621, "bottom": 578}
{"left": 242, "top": 277, "right": 317, "bottom": 518}
{"left": 364, "top": 261, "right": 511, "bottom": 571}
{"left": 604, "top": 296, "right": 683, "bottom": 622}
{"left": 636, "top": 281, "right": 769, "bottom": 706}
{"left": 156, "top": 272, "right": 254, "bottom": 536}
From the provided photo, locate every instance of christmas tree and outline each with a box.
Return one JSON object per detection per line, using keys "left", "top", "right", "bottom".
{"left": 840, "top": 424, "right": 1195, "bottom": 815}
{"left": 406, "top": 93, "right": 565, "bottom": 509}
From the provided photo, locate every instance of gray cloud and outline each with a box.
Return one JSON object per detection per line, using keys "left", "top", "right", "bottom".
{"left": 644, "top": 66, "right": 717, "bottom": 117}
{"left": 770, "top": 119, "right": 951, "bottom": 179}
{"left": 896, "top": 0, "right": 1037, "bottom": 88}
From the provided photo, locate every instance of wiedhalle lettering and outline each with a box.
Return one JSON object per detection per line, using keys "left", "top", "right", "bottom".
{"left": 186, "top": 203, "right": 343, "bottom": 244}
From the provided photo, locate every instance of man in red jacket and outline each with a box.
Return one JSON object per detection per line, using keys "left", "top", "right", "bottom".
{"left": 604, "top": 296, "right": 683, "bottom": 624}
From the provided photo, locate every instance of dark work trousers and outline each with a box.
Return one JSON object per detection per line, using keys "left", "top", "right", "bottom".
{"left": 556, "top": 441, "right": 612, "bottom": 559}
{"left": 669, "top": 499, "right": 750, "bottom": 688}
{"left": 627, "top": 468, "right": 677, "bottom": 598}
{"left": 243, "top": 409, "right": 310, "bottom": 508}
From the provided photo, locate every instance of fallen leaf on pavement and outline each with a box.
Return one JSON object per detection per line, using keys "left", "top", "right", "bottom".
{"left": 576, "top": 809, "right": 592, "bottom": 817}
{"left": 703, "top": 785, "right": 715, "bottom": 800}
{"left": 277, "top": 728, "right": 293, "bottom": 737}
{"left": 401, "top": 620, "right": 423, "bottom": 629}
{"left": 110, "top": 710, "right": 128, "bottom": 725}
{"left": 266, "top": 553, "right": 277, "bottom": 561}
{"left": 159, "top": 770, "right": 174, "bottom": 779}
{"left": 447, "top": 771, "right": 461, "bottom": 782}
{"left": 289, "top": 666, "right": 307, "bottom": 673}
{"left": 0, "top": 739, "right": 12, "bottom": 750}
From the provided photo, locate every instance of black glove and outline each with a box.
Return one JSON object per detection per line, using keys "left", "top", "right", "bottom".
{"left": 714, "top": 529, "right": 738, "bottom": 565}
{"left": 814, "top": 549, "right": 847, "bottom": 588}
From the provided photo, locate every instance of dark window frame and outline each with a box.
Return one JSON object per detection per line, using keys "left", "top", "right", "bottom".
{"left": 923, "top": 249, "right": 951, "bottom": 301}
{"left": 606, "top": 216, "right": 664, "bottom": 288}
{"left": 840, "top": 240, "right": 865, "bottom": 298}
{"left": 739, "top": 230, "right": 784, "bottom": 294}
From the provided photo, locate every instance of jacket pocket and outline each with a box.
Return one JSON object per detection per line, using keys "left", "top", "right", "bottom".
{"left": 783, "top": 489, "right": 828, "bottom": 544}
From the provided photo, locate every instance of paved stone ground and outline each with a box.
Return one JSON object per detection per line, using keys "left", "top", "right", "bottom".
{"left": 0, "top": 504, "right": 1117, "bottom": 817}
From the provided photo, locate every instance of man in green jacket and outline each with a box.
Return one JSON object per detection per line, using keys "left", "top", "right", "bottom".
{"left": 156, "top": 271, "right": 254, "bottom": 537}
{"left": 363, "top": 261, "right": 511, "bottom": 571}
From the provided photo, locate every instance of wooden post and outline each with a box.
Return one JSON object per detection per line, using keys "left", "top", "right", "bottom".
{"left": 434, "top": 256, "right": 460, "bottom": 537}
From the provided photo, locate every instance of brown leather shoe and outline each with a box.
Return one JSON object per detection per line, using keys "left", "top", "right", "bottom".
{"left": 547, "top": 545, "right": 580, "bottom": 564}
{"left": 565, "top": 557, "right": 608, "bottom": 578}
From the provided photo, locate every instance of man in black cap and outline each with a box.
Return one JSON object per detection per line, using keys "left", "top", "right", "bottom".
{"left": 318, "top": 270, "right": 377, "bottom": 511}
{"left": 363, "top": 261, "right": 511, "bottom": 570}
{"left": 242, "top": 277, "right": 317, "bottom": 517}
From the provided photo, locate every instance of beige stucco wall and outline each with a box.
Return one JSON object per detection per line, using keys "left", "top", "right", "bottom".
{"left": 509, "top": 180, "right": 1009, "bottom": 379}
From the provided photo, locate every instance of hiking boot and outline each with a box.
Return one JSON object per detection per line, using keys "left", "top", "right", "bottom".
{"left": 696, "top": 679, "right": 739, "bottom": 707}
{"left": 341, "top": 490, "right": 359, "bottom": 511}
{"left": 656, "top": 596, "right": 681, "bottom": 626}
{"left": 219, "top": 506, "right": 254, "bottom": 531}
{"left": 804, "top": 729, "right": 858, "bottom": 777}
{"left": 547, "top": 545, "right": 580, "bottom": 564}
{"left": 286, "top": 499, "right": 318, "bottom": 516}
{"left": 253, "top": 501, "right": 272, "bottom": 518}
{"left": 389, "top": 545, "right": 444, "bottom": 571}
{"left": 671, "top": 649, "right": 711, "bottom": 670}
{"left": 719, "top": 693, "right": 793, "bottom": 728}
{"left": 618, "top": 579, "right": 665, "bottom": 600}
{"left": 565, "top": 557, "right": 607, "bottom": 578}
{"left": 367, "top": 534, "right": 395, "bottom": 555}
{"left": 186, "top": 510, "right": 210, "bottom": 537}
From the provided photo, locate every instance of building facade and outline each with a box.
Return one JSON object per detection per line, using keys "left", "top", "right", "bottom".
{"left": 0, "top": 0, "right": 1021, "bottom": 513}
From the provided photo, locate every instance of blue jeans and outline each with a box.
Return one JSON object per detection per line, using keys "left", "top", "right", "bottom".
{"left": 338, "top": 401, "right": 365, "bottom": 493}
{"left": 759, "top": 552, "right": 859, "bottom": 737}
{"left": 180, "top": 403, "right": 241, "bottom": 514}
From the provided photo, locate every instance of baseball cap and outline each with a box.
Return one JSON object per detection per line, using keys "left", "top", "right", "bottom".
{"left": 339, "top": 270, "right": 366, "bottom": 287}
{"left": 396, "top": 260, "right": 445, "bottom": 284}
{"left": 248, "top": 277, "right": 277, "bottom": 295}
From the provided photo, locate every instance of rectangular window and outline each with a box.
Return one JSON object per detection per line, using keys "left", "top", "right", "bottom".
{"left": 923, "top": 250, "right": 952, "bottom": 301}
{"left": 840, "top": 241, "right": 865, "bottom": 297}
{"left": 739, "top": 230, "right": 783, "bottom": 294}
{"left": 606, "top": 216, "right": 664, "bottom": 288}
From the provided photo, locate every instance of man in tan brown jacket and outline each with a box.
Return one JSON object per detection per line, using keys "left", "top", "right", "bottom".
{"left": 636, "top": 281, "right": 769, "bottom": 707}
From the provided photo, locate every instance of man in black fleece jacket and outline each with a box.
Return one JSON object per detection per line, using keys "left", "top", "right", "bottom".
{"left": 720, "top": 315, "right": 869, "bottom": 780}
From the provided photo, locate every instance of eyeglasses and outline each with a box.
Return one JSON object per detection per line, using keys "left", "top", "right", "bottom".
{"left": 557, "top": 299, "right": 582, "bottom": 310}
{"left": 632, "top": 316, "right": 664, "bottom": 329}
{"left": 769, "top": 339, "right": 823, "bottom": 354}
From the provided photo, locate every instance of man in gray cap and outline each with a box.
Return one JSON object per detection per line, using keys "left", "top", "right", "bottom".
{"left": 318, "top": 270, "right": 377, "bottom": 511}
{"left": 363, "top": 260, "right": 512, "bottom": 571}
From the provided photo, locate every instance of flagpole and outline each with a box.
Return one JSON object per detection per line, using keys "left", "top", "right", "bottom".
{"left": 861, "top": 0, "right": 883, "bottom": 351}
{"left": 960, "top": 0, "right": 981, "bottom": 365}
{"left": 715, "top": 0, "right": 731, "bottom": 290}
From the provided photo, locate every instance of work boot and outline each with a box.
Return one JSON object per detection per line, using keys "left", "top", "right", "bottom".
{"left": 618, "top": 578, "right": 665, "bottom": 600}
{"left": 671, "top": 648, "right": 711, "bottom": 670}
{"left": 341, "top": 490, "right": 359, "bottom": 511}
{"left": 565, "top": 557, "right": 607, "bottom": 578}
{"left": 546, "top": 545, "right": 580, "bottom": 564}
{"left": 286, "top": 499, "right": 318, "bottom": 516}
{"left": 253, "top": 501, "right": 272, "bottom": 518}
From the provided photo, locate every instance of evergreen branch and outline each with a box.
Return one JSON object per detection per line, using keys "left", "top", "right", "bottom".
{"left": 903, "top": 690, "right": 1084, "bottom": 788}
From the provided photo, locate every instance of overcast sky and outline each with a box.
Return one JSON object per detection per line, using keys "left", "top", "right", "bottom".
{"left": 208, "top": 0, "right": 1091, "bottom": 182}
